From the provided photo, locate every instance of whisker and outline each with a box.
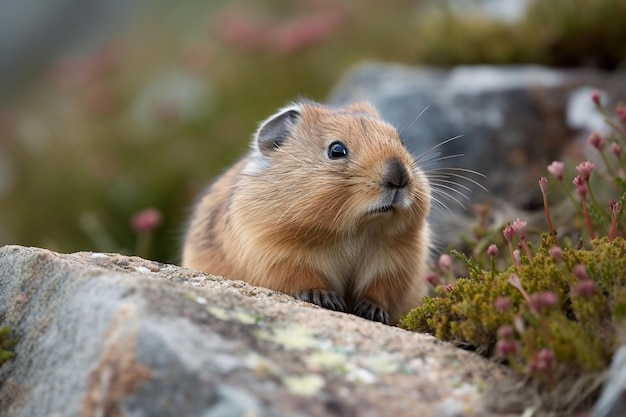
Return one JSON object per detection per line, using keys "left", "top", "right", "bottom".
{"left": 413, "top": 151, "right": 442, "bottom": 165}
{"left": 398, "top": 106, "right": 430, "bottom": 138}
{"left": 415, "top": 135, "right": 464, "bottom": 162}
{"left": 428, "top": 178, "right": 473, "bottom": 193}
{"left": 427, "top": 167, "right": 488, "bottom": 192}
{"left": 417, "top": 154, "right": 467, "bottom": 170}
{"left": 429, "top": 194, "right": 453, "bottom": 212}
{"left": 431, "top": 182, "right": 471, "bottom": 201}
{"left": 431, "top": 189, "right": 467, "bottom": 210}
{"left": 428, "top": 166, "right": 486, "bottom": 177}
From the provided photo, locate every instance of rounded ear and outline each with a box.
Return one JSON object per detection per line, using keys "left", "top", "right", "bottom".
{"left": 255, "top": 105, "right": 301, "bottom": 156}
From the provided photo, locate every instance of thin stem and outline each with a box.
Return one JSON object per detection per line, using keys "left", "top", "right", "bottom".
{"left": 135, "top": 232, "right": 153, "bottom": 259}
{"left": 599, "top": 151, "right": 618, "bottom": 179}
{"left": 508, "top": 241, "right": 520, "bottom": 270}
{"left": 586, "top": 180, "right": 611, "bottom": 222}
{"left": 558, "top": 180, "right": 582, "bottom": 213}
{"left": 520, "top": 239, "right": 534, "bottom": 263}
{"left": 541, "top": 188, "right": 559, "bottom": 247}
{"left": 581, "top": 197, "right": 597, "bottom": 240}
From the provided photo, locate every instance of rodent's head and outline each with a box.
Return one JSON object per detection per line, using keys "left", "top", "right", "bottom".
{"left": 241, "top": 100, "right": 431, "bottom": 237}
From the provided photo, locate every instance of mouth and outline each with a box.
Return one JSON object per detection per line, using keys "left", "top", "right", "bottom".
{"left": 366, "top": 204, "right": 394, "bottom": 216}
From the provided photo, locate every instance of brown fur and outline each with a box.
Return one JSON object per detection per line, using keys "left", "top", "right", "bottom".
{"left": 182, "top": 101, "right": 431, "bottom": 324}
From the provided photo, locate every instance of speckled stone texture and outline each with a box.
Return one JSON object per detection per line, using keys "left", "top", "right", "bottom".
{"left": 0, "top": 245, "right": 516, "bottom": 417}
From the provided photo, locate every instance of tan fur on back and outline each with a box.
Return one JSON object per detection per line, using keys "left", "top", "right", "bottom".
{"left": 182, "top": 101, "right": 431, "bottom": 324}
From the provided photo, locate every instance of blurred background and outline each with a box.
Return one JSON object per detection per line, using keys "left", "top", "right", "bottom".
{"left": 0, "top": 0, "right": 625, "bottom": 263}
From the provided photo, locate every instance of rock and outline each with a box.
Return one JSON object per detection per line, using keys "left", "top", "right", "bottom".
{"left": 592, "top": 346, "right": 626, "bottom": 417}
{"left": 327, "top": 63, "right": 626, "bottom": 249}
{"left": 0, "top": 245, "right": 515, "bottom": 417}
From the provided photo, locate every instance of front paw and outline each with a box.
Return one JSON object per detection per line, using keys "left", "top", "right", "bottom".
{"left": 298, "top": 289, "right": 347, "bottom": 312}
{"left": 353, "top": 297, "right": 389, "bottom": 325}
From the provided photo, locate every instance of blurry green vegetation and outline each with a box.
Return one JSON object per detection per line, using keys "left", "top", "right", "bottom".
{"left": 0, "top": 0, "right": 625, "bottom": 262}
{"left": 417, "top": 0, "right": 626, "bottom": 67}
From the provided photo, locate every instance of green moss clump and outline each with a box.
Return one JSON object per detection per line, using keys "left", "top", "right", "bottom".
{"left": 0, "top": 326, "right": 17, "bottom": 365}
{"left": 400, "top": 236, "right": 626, "bottom": 411}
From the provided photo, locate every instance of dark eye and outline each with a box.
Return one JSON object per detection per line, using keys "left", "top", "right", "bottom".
{"left": 328, "top": 141, "right": 348, "bottom": 159}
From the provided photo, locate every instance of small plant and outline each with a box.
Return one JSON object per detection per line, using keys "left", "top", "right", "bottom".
{"left": 400, "top": 93, "right": 626, "bottom": 414}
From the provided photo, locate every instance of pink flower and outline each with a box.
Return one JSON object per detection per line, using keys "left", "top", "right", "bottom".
{"left": 591, "top": 90, "right": 601, "bottom": 105}
{"left": 131, "top": 208, "right": 164, "bottom": 233}
{"left": 496, "top": 340, "right": 518, "bottom": 356}
{"left": 573, "top": 175, "right": 587, "bottom": 198}
{"left": 511, "top": 218, "right": 527, "bottom": 239}
{"left": 438, "top": 254, "right": 452, "bottom": 270}
{"left": 497, "top": 325, "right": 514, "bottom": 340}
{"left": 573, "top": 264, "right": 589, "bottom": 280}
{"left": 547, "top": 161, "right": 564, "bottom": 180}
{"left": 611, "top": 142, "right": 622, "bottom": 157}
{"left": 513, "top": 249, "right": 521, "bottom": 264}
{"left": 549, "top": 246, "right": 563, "bottom": 261}
{"left": 503, "top": 225, "right": 515, "bottom": 242}
{"left": 509, "top": 273, "right": 522, "bottom": 290}
{"left": 610, "top": 199, "right": 620, "bottom": 214}
{"left": 538, "top": 347, "right": 555, "bottom": 363}
{"left": 487, "top": 244, "right": 498, "bottom": 257}
{"left": 575, "top": 161, "right": 594, "bottom": 182}
{"left": 572, "top": 280, "right": 596, "bottom": 297}
{"left": 539, "top": 176, "right": 548, "bottom": 194}
{"left": 617, "top": 103, "right": 626, "bottom": 124}
{"left": 528, "top": 291, "right": 558, "bottom": 311}
{"left": 426, "top": 272, "right": 440, "bottom": 287}
{"left": 587, "top": 132, "right": 605, "bottom": 151}
{"left": 494, "top": 296, "right": 511, "bottom": 312}
{"left": 529, "top": 348, "right": 555, "bottom": 374}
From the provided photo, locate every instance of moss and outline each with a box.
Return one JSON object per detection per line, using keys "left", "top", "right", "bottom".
{"left": 402, "top": 237, "right": 625, "bottom": 365}
{"left": 0, "top": 326, "right": 16, "bottom": 365}
{"left": 400, "top": 236, "right": 626, "bottom": 412}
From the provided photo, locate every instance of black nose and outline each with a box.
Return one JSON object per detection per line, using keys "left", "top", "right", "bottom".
{"left": 383, "top": 158, "right": 409, "bottom": 189}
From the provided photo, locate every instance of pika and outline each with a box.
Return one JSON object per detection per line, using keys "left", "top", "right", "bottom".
{"left": 182, "top": 100, "right": 431, "bottom": 325}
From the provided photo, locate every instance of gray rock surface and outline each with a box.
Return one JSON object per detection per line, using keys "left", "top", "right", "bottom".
{"left": 0, "top": 245, "right": 515, "bottom": 417}
{"left": 593, "top": 346, "right": 626, "bottom": 417}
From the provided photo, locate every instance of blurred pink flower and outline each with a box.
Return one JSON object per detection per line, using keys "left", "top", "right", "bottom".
{"left": 539, "top": 176, "right": 548, "bottom": 193}
{"left": 572, "top": 280, "right": 596, "bottom": 297}
{"left": 268, "top": 12, "right": 347, "bottom": 54}
{"left": 573, "top": 264, "right": 589, "bottom": 280}
{"left": 587, "top": 132, "right": 605, "bottom": 151}
{"left": 211, "top": 5, "right": 347, "bottom": 55}
{"left": 494, "top": 296, "right": 511, "bottom": 312}
{"left": 549, "top": 246, "right": 562, "bottom": 261}
{"left": 438, "top": 253, "right": 452, "bottom": 270}
{"left": 591, "top": 90, "right": 601, "bottom": 105}
{"left": 511, "top": 218, "right": 527, "bottom": 240}
{"left": 546, "top": 161, "right": 564, "bottom": 180}
{"left": 611, "top": 142, "right": 622, "bottom": 157}
{"left": 503, "top": 224, "right": 515, "bottom": 242}
{"left": 575, "top": 161, "right": 594, "bottom": 182}
{"left": 50, "top": 44, "right": 121, "bottom": 90}
{"left": 132, "top": 208, "right": 164, "bottom": 233}
{"left": 617, "top": 103, "right": 626, "bottom": 124}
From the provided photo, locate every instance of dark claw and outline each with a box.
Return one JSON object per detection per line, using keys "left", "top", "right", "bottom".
{"left": 298, "top": 289, "right": 347, "bottom": 312}
{"left": 353, "top": 297, "right": 389, "bottom": 325}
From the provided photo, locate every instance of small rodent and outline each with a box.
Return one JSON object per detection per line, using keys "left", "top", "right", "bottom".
{"left": 182, "top": 100, "right": 431, "bottom": 325}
